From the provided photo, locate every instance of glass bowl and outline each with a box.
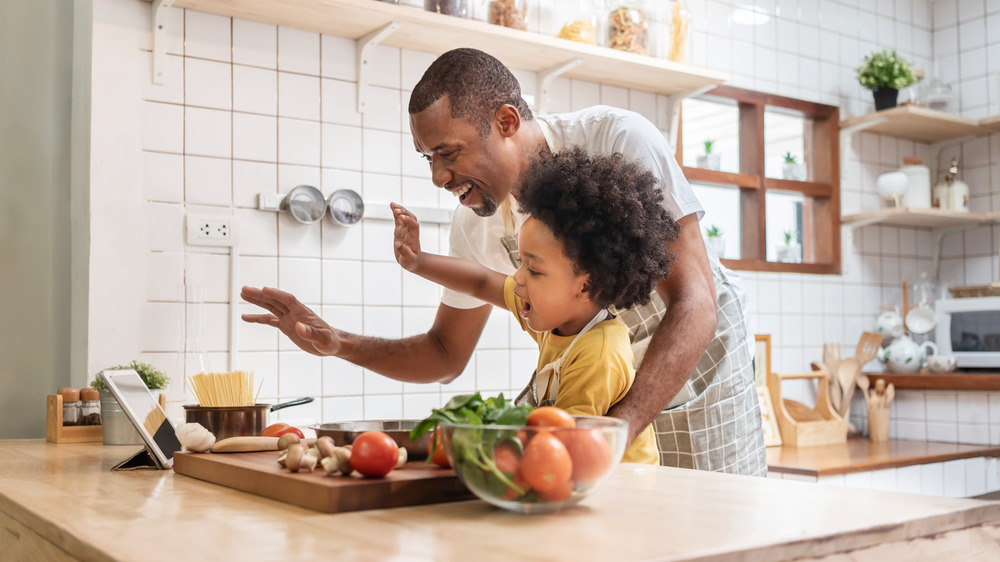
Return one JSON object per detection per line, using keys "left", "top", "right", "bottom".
{"left": 439, "top": 416, "right": 628, "bottom": 514}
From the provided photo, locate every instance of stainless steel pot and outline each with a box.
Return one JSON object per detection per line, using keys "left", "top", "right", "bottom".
{"left": 311, "top": 419, "right": 429, "bottom": 460}
{"left": 183, "top": 397, "right": 313, "bottom": 440}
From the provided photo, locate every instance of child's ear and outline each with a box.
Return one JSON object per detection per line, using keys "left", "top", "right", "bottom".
{"left": 577, "top": 275, "right": 596, "bottom": 302}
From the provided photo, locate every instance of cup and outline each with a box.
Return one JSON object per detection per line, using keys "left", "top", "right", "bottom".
{"left": 904, "top": 306, "right": 936, "bottom": 335}
{"left": 875, "top": 310, "right": 904, "bottom": 341}
{"left": 926, "top": 355, "right": 957, "bottom": 374}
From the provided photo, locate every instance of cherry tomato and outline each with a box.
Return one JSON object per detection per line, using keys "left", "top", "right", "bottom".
{"left": 520, "top": 432, "right": 572, "bottom": 492}
{"left": 566, "top": 428, "right": 613, "bottom": 484}
{"left": 527, "top": 406, "right": 576, "bottom": 429}
{"left": 427, "top": 427, "right": 451, "bottom": 468}
{"left": 352, "top": 431, "right": 400, "bottom": 477}
{"left": 273, "top": 425, "right": 305, "bottom": 439}
{"left": 261, "top": 422, "right": 290, "bottom": 437}
{"left": 537, "top": 478, "right": 573, "bottom": 502}
{"left": 493, "top": 442, "right": 521, "bottom": 474}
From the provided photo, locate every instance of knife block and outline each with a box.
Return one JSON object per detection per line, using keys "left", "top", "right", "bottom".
{"left": 768, "top": 367, "right": 846, "bottom": 448}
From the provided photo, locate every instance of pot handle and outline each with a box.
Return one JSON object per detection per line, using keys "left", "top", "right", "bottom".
{"left": 270, "top": 397, "right": 314, "bottom": 412}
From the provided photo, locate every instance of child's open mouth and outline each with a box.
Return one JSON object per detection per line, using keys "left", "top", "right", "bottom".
{"left": 520, "top": 301, "right": 531, "bottom": 318}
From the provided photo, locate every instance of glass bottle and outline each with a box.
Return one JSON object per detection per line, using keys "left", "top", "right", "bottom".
{"left": 606, "top": 1, "right": 649, "bottom": 55}
{"left": 79, "top": 387, "right": 102, "bottom": 426}
{"left": 425, "top": 0, "right": 469, "bottom": 17}
{"left": 666, "top": 0, "right": 691, "bottom": 63}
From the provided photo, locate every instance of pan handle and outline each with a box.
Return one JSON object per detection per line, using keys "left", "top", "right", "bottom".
{"left": 270, "top": 397, "right": 314, "bottom": 412}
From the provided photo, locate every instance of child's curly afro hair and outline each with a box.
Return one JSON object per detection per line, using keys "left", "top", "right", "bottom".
{"left": 517, "top": 146, "right": 680, "bottom": 310}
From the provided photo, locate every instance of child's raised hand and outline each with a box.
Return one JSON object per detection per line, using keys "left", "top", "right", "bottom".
{"left": 391, "top": 202, "right": 422, "bottom": 271}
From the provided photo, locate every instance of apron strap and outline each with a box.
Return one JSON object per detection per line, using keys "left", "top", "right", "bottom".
{"left": 518, "top": 308, "right": 611, "bottom": 407}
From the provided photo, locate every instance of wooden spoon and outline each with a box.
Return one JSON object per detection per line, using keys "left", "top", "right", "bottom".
{"left": 884, "top": 382, "right": 895, "bottom": 407}
{"left": 837, "top": 358, "right": 860, "bottom": 417}
{"left": 857, "top": 374, "right": 871, "bottom": 408}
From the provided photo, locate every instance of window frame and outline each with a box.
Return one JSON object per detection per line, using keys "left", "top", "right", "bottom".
{"left": 678, "top": 85, "right": 841, "bottom": 275}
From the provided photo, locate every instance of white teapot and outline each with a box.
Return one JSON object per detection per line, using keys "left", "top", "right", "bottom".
{"left": 879, "top": 335, "right": 938, "bottom": 373}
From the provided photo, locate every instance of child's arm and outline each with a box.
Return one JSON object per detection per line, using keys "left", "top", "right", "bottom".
{"left": 391, "top": 203, "right": 507, "bottom": 309}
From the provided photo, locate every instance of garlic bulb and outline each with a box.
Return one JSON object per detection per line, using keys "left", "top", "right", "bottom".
{"left": 175, "top": 422, "right": 216, "bottom": 453}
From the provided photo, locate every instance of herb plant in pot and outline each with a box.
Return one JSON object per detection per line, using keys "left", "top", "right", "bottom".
{"left": 704, "top": 224, "right": 725, "bottom": 256}
{"left": 782, "top": 152, "right": 806, "bottom": 181}
{"left": 92, "top": 360, "right": 170, "bottom": 445}
{"left": 856, "top": 48, "right": 915, "bottom": 111}
{"left": 776, "top": 229, "right": 801, "bottom": 263}
{"left": 696, "top": 139, "right": 720, "bottom": 171}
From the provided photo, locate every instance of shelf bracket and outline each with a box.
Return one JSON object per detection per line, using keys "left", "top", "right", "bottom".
{"left": 665, "top": 85, "right": 714, "bottom": 150}
{"left": 535, "top": 58, "right": 582, "bottom": 115}
{"left": 151, "top": 0, "right": 175, "bottom": 85}
{"left": 930, "top": 224, "right": 983, "bottom": 280}
{"left": 356, "top": 22, "right": 400, "bottom": 114}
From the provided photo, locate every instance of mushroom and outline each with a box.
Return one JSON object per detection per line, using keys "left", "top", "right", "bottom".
{"left": 395, "top": 446, "right": 408, "bottom": 469}
{"left": 332, "top": 447, "right": 353, "bottom": 476}
{"left": 284, "top": 443, "right": 306, "bottom": 472}
{"left": 315, "top": 436, "right": 337, "bottom": 459}
{"left": 299, "top": 452, "right": 318, "bottom": 473}
{"left": 277, "top": 433, "right": 301, "bottom": 451}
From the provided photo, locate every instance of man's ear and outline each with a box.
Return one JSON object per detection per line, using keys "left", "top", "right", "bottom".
{"left": 494, "top": 104, "right": 521, "bottom": 138}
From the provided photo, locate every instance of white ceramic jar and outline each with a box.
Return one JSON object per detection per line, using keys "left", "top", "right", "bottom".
{"left": 899, "top": 157, "right": 931, "bottom": 209}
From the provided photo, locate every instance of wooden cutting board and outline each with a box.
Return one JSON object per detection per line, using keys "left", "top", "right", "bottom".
{"left": 173, "top": 451, "right": 474, "bottom": 513}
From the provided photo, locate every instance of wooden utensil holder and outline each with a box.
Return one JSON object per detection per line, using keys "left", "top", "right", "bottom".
{"left": 46, "top": 394, "right": 103, "bottom": 443}
{"left": 768, "top": 367, "right": 847, "bottom": 448}
{"left": 867, "top": 405, "right": 890, "bottom": 442}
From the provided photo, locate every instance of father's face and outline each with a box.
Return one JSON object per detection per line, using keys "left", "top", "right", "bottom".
{"left": 409, "top": 97, "right": 516, "bottom": 217}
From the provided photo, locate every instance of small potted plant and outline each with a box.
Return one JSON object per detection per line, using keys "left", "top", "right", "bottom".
{"left": 856, "top": 48, "right": 915, "bottom": 111}
{"left": 776, "top": 229, "right": 801, "bottom": 263}
{"left": 696, "top": 139, "right": 720, "bottom": 171}
{"left": 782, "top": 152, "right": 806, "bottom": 181}
{"left": 92, "top": 360, "right": 170, "bottom": 445}
{"left": 704, "top": 224, "right": 725, "bottom": 256}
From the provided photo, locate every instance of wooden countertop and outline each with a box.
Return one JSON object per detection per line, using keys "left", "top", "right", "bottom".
{"left": 2, "top": 440, "right": 1000, "bottom": 561}
{"left": 768, "top": 438, "right": 1000, "bottom": 477}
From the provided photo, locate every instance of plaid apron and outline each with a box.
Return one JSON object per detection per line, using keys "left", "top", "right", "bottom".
{"left": 619, "top": 268, "right": 767, "bottom": 476}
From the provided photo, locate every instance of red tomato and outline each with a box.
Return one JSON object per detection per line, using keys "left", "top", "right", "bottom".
{"left": 493, "top": 442, "right": 521, "bottom": 474}
{"left": 527, "top": 406, "right": 576, "bottom": 429}
{"left": 520, "top": 432, "right": 572, "bottom": 492}
{"left": 427, "top": 427, "right": 451, "bottom": 468}
{"left": 566, "top": 428, "right": 613, "bottom": 484}
{"left": 273, "top": 425, "right": 304, "bottom": 439}
{"left": 537, "top": 478, "right": 573, "bottom": 502}
{"left": 352, "top": 431, "right": 400, "bottom": 477}
{"left": 261, "top": 422, "right": 290, "bottom": 437}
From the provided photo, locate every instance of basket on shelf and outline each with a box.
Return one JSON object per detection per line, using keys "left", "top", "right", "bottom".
{"left": 948, "top": 282, "right": 1000, "bottom": 298}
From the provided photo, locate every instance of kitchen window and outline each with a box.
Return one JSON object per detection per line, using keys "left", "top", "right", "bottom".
{"left": 679, "top": 86, "right": 840, "bottom": 274}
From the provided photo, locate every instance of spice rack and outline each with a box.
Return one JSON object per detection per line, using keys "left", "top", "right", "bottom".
{"left": 46, "top": 394, "right": 103, "bottom": 443}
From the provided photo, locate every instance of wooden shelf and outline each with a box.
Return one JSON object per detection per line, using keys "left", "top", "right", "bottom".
{"left": 768, "top": 437, "right": 1000, "bottom": 477}
{"left": 839, "top": 105, "right": 984, "bottom": 143}
{"left": 981, "top": 115, "right": 1000, "bottom": 133}
{"left": 862, "top": 372, "right": 1000, "bottom": 391}
{"left": 164, "top": 0, "right": 728, "bottom": 96}
{"left": 841, "top": 207, "right": 991, "bottom": 229}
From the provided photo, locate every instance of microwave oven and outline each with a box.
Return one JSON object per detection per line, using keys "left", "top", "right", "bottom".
{"left": 934, "top": 296, "right": 1000, "bottom": 368}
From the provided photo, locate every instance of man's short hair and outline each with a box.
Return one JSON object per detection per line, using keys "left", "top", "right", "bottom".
{"left": 517, "top": 147, "right": 680, "bottom": 310}
{"left": 408, "top": 48, "right": 534, "bottom": 137}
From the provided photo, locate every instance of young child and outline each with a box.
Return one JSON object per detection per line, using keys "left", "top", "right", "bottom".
{"left": 392, "top": 147, "right": 679, "bottom": 464}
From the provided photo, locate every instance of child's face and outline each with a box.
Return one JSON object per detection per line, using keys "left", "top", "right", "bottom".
{"left": 512, "top": 218, "right": 598, "bottom": 336}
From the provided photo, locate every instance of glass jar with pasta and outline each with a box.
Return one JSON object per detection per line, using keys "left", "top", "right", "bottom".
{"left": 606, "top": 1, "right": 649, "bottom": 55}
{"left": 552, "top": 0, "right": 598, "bottom": 45}
{"left": 483, "top": 0, "right": 528, "bottom": 30}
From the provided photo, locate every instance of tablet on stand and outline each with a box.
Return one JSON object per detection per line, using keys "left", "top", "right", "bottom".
{"left": 99, "top": 369, "right": 181, "bottom": 470}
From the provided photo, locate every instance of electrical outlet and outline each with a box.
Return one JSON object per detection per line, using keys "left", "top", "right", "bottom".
{"left": 186, "top": 213, "right": 238, "bottom": 247}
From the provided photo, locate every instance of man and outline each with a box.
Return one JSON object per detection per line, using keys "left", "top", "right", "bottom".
{"left": 242, "top": 48, "right": 766, "bottom": 475}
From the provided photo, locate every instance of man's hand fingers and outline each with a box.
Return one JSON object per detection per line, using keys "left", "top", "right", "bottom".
{"left": 241, "top": 313, "right": 279, "bottom": 327}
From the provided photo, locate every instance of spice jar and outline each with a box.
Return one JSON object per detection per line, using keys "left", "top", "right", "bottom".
{"left": 487, "top": 0, "right": 528, "bottom": 30}
{"left": 79, "top": 387, "right": 102, "bottom": 426}
{"left": 58, "top": 387, "right": 80, "bottom": 426}
{"left": 425, "top": 0, "right": 469, "bottom": 17}
{"left": 606, "top": 1, "right": 649, "bottom": 55}
{"left": 553, "top": 0, "right": 598, "bottom": 45}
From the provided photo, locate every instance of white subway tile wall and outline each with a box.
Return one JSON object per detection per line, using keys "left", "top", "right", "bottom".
{"left": 91, "top": 1, "right": 1000, "bottom": 449}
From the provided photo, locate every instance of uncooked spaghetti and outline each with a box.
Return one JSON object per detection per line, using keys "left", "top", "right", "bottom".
{"left": 187, "top": 371, "right": 261, "bottom": 407}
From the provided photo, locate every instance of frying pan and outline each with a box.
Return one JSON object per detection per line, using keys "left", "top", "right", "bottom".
{"left": 184, "top": 397, "right": 313, "bottom": 440}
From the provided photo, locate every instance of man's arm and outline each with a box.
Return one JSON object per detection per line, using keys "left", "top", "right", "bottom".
{"left": 605, "top": 214, "right": 718, "bottom": 443}
{"left": 242, "top": 286, "right": 492, "bottom": 384}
